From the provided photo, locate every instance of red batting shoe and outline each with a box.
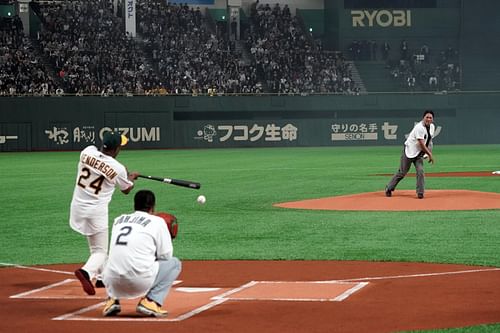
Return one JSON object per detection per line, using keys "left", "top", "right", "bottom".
{"left": 74, "top": 269, "right": 96, "bottom": 295}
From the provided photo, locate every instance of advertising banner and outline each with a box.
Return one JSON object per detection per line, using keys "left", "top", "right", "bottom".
{"left": 125, "top": 0, "right": 136, "bottom": 37}
{"left": 174, "top": 116, "right": 450, "bottom": 148}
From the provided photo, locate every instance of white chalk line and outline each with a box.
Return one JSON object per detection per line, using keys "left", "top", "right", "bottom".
{"left": 3, "top": 262, "right": 499, "bottom": 284}
{"left": 10, "top": 279, "right": 76, "bottom": 299}
{"left": 211, "top": 281, "right": 258, "bottom": 300}
{"left": 175, "top": 297, "right": 229, "bottom": 321}
{"left": 217, "top": 280, "right": 368, "bottom": 302}
{"left": 53, "top": 303, "right": 105, "bottom": 321}
{"left": 254, "top": 280, "right": 363, "bottom": 284}
{"left": 57, "top": 283, "right": 256, "bottom": 322}
{"left": 334, "top": 282, "right": 369, "bottom": 301}
{"left": 0, "top": 262, "right": 73, "bottom": 275}
{"left": 52, "top": 288, "right": 232, "bottom": 322}
{"left": 334, "top": 267, "right": 500, "bottom": 282}
{"left": 5, "top": 262, "right": 500, "bottom": 322}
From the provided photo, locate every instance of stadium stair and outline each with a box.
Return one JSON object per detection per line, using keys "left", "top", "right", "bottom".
{"left": 354, "top": 61, "right": 405, "bottom": 92}
{"left": 346, "top": 61, "right": 367, "bottom": 94}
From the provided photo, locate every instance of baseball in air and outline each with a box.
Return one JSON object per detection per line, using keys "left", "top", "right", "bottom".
{"left": 197, "top": 195, "right": 206, "bottom": 204}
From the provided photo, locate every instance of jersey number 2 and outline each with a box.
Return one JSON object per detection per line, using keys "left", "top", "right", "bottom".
{"left": 116, "top": 226, "right": 132, "bottom": 246}
{"left": 77, "top": 167, "right": 105, "bottom": 195}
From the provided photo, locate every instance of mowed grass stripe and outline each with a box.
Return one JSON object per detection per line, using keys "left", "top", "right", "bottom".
{"left": 0, "top": 145, "right": 499, "bottom": 266}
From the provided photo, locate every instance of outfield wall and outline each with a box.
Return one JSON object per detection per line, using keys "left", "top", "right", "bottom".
{"left": 0, "top": 93, "right": 499, "bottom": 151}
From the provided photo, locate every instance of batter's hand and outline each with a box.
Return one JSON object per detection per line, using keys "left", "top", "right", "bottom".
{"left": 128, "top": 171, "right": 140, "bottom": 181}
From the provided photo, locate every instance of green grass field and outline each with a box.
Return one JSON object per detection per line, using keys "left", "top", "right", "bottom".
{"left": 1, "top": 144, "right": 499, "bottom": 332}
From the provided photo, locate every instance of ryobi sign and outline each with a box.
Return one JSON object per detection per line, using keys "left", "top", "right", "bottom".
{"left": 351, "top": 10, "right": 412, "bottom": 27}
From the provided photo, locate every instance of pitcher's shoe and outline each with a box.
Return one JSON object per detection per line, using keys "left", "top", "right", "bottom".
{"left": 385, "top": 186, "right": 392, "bottom": 197}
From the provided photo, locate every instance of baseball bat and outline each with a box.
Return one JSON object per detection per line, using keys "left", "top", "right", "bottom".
{"left": 138, "top": 175, "right": 201, "bottom": 189}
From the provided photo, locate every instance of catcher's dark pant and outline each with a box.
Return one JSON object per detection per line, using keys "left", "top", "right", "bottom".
{"left": 386, "top": 149, "right": 425, "bottom": 196}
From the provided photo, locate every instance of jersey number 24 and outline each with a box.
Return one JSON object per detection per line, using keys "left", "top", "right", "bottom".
{"left": 77, "top": 167, "right": 105, "bottom": 195}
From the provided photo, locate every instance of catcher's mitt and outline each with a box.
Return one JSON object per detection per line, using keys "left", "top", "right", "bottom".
{"left": 155, "top": 212, "right": 178, "bottom": 239}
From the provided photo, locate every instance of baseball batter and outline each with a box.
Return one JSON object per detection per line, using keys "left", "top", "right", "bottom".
{"left": 102, "top": 190, "right": 182, "bottom": 317}
{"left": 70, "top": 131, "right": 139, "bottom": 295}
{"left": 385, "top": 110, "right": 435, "bottom": 199}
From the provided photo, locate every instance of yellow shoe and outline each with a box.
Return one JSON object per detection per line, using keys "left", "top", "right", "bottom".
{"left": 136, "top": 297, "right": 168, "bottom": 317}
{"left": 102, "top": 298, "right": 121, "bottom": 317}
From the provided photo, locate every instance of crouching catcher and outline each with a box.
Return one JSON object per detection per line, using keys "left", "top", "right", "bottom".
{"left": 102, "top": 190, "right": 182, "bottom": 317}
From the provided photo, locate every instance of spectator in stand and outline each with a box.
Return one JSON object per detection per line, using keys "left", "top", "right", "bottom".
{"left": 36, "top": 0, "right": 153, "bottom": 95}
{"left": 421, "top": 44, "right": 430, "bottom": 63}
{"left": 381, "top": 41, "right": 390, "bottom": 62}
{"left": 400, "top": 40, "right": 409, "bottom": 60}
{"left": 2, "top": 0, "right": 361, "bottom": 96}
{"left": 429, "top": 73, "right": 438, "bottom": 90}
{"left": 136, "top": 1, "right": 261, "bottom": 95}
{"left": 0, "top": 17, "right": 56, "bottom": 95}
{"left": 245, "top": 2, "right": 358, "bottom": 95}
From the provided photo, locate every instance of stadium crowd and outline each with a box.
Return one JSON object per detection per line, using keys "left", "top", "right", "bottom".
{"left": 0, "top": 15, "right": 59, "bottom": 95}
{"left": 388, "top": 42, "right": 461, "bottom": 92}
{"left": 136, "top": 1, "right": 262, "bottom": 95}
{"left": 245, "top": 2, "right": 358, "bottom": 95}
{"left": 1, "top": 0, "right": 461, "bottom": 96}
{"left": 348, "top": 38, "right": 460, "bottom": 92}
{"left": 36, "top": 0, "right": 151, "bottom": 95}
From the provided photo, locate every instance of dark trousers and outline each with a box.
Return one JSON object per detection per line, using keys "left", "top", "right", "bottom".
{"left": 386, "top": 149, "right": 425, "bottom": 195}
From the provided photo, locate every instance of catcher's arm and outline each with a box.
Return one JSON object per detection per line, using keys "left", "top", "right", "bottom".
{"left": 155, "top": 212, "right": 178, "bottom": 239}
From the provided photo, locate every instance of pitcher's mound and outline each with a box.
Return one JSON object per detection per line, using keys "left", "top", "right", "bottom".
{"left": 274, "top": 190, "right": 500, "bottom": 211}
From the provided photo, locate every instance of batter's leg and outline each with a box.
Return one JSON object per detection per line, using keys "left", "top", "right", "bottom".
{"left": 82, "top": 230, "right": 108, "bottom": 280}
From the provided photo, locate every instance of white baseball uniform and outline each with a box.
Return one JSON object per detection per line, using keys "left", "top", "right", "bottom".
{"left": 103, "top": 211, "right": 173, "bottom": 299}
{"left": 69, "top": 145, "right": 133, "bottom": 280}
{"left": 70, "top": 145, "right": 133, "bottom": 235}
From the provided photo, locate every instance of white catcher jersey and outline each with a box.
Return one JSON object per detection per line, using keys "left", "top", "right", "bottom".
{"left": 69, "top": 145, "right": 133, "bottom": 235}
{"left": 103, "top": 211, "right": 173, "bottom": 297}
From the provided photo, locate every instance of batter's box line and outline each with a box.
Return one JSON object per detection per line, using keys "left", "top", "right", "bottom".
{"left": 52, "top": 292, "right": 230, "bottom": 322}
{"left": 211, "top": 280, "right": 258, "bottom": 299}
{"left": 9, "top": 279, "right": 105, "bottom": 299}
{"left": 212, "top": 280, "right": 369, "bottom": 302}
{"left": 10, "top": 278, "right": 183, "bottom": 300}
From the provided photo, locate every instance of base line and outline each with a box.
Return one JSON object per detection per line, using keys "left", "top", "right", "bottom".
{"left": 0, "top": 262, "right": 73, "bottom": 275}
{"left": 10, "top": 279, "right": 76, "bottom": 299}
{"left": 335, "top": 267, "right": 500, "bottom": 282}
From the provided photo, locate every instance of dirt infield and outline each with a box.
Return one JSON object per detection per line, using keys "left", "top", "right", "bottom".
{"left": 2, "top": 261, "right": 500, "bottom": 333}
